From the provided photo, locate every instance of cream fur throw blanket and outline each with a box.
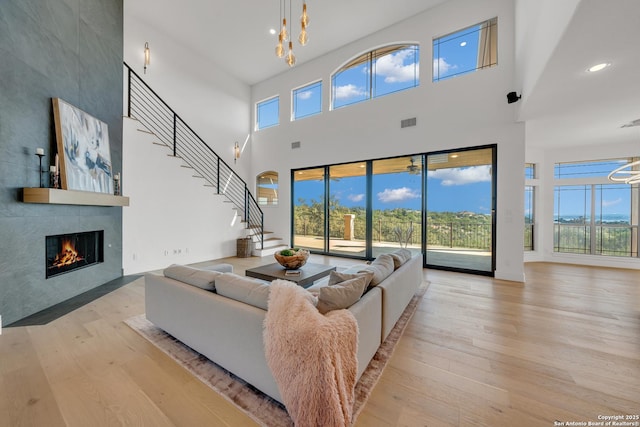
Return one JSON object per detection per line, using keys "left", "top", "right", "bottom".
{"left": 264, "top": 280, "right": 358, "bottom": 427}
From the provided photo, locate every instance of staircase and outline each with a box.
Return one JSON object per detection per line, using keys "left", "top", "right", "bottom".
{"left": 124, "top": 63, "right": 264, "bottom": 252}
{"left": 255, "top": 232, "right": 288, "bottom": 257}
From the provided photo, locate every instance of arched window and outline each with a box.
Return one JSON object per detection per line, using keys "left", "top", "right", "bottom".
{"left": 256, "top": 171, "right": 278, "bottom": 206}
{"left": 331, "top": 44, "right": 419, "bottom": 110}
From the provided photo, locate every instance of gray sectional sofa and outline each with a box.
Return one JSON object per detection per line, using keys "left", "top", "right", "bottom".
{"left": 145, "top": 252, "right": 423, "bottom": 404}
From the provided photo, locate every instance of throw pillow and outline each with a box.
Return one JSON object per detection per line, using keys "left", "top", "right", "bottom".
{"left": 316, "top": 275, "right": 368, "bottom": 314}
{"left": 215, "top": 273, "right": 271, "bottom": 310}
{"left": 163, "top": 264, "right": 221, "bottom": 291}
{"left": 390, "top": 248, "right": 412, "bottom": 269}
{"left": 327, "top": 270, "right": 374, "bottom": 288}
{"left": 358, "top": 254, "right": 395, "bottom": 286}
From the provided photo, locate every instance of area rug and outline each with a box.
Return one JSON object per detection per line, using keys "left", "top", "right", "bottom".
{"left": 124, "top": 281, "right": 429, "bottom": 426}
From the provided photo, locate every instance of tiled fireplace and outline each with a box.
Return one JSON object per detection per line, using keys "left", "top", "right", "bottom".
{"left": 45, "top": 231, "right": 104, "bottom": 279}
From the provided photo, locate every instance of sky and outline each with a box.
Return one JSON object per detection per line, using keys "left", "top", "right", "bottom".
{"left": 294, "top": 165, "right": 493, "bottom": 214}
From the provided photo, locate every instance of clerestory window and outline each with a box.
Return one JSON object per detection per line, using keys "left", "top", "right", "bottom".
{"left": 292, "top": 81, "right": 322, "bottom": 121}
{"left": 433, "top": 17, "right": 497, "bottom": 82}
{"left": 331, "top": 44, "right": 420, "bottom": 110}
{"left": 256, "top": 96, "right": 279, "bottom": 130}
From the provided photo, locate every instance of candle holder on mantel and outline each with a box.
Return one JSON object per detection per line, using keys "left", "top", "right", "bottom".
{"left": 35, "top": 151, "right": 46, "bottom": 188}
{"left": 113, "top": 173, "right": 121, "bottom": 196}
{"left": 49, "top": 166, "right": 60, "bottom": 189}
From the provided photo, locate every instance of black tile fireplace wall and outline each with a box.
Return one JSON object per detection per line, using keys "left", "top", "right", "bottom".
{"left": 0, "top": 0, "right": 124, "bottom": 324}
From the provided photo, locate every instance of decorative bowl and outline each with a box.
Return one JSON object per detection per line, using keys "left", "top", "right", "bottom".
{"left": 274, "top": 248, "right": 310, "bottom": 270}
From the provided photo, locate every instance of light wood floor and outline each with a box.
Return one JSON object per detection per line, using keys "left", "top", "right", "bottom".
{"left": 1, "top": 257, "right": 638, "bottom": 426}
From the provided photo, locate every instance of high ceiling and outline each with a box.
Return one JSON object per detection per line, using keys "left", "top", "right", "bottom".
{"left": 519, "top": 0, "right": 640, "bottom": 149}
{"left": 125, "top": 0, "right": 450, "bottom": 85}
{"left": 126, "top": 0, "right": 640, "bottom": 151}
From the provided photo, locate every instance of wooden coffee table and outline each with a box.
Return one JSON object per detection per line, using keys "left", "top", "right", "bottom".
{"left": 245, "top": 262, "right": 336, "bottom": 288}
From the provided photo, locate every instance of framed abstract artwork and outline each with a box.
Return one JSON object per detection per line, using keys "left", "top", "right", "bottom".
{"left": 52, "top": 98, "right": 114, "bottom": 194}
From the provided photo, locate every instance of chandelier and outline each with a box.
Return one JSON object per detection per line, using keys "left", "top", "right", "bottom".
{"left": 608, "top": 160, "right": 640, "bottom": 184}
{"left": 275, "top": 1, "right": 309, "bottom": 67}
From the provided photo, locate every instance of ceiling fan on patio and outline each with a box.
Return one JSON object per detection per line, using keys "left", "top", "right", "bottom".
{"left": 406, "top": 157, "right": 421, "bottom": 175}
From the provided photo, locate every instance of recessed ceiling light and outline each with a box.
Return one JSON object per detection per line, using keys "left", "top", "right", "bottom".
{"left": 587, "top": 62, "right": 610, "bottom": 73}
{"left": 450, "top": 154, "right": 459, "bottom": 158}
{"left": 269, "top": 28, "right": 277, "bottom": 35}
{"left": 460, "top": 41, "right": 467, "bottom": 47}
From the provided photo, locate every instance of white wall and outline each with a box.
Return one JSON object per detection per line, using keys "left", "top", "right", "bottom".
{"left": 124, "top": 13, "right": 252, "bottom": 183}
{"left": 527, "top": 140, "right": 640, "bottom": 270}
{"left": 122, "top": 10, "right": 253, "bottom": 273}
{"left": 122, "top": 119, "right": 247, "bottom": 274}
{"left": 250, "top": 0, "right": 526, "bottom": 282}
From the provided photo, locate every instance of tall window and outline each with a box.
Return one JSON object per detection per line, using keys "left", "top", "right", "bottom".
{"left": 433, "top": 17, "right": 497, "bottom": 82}
{"left": 524, "top": 185, "right": 534, "bottom": 250}
{"left": 256, "top": 171, "right": 278, "bottom": 206}
{"left": 524, "top": 163, "right": 536, "bottom": 251}
{"left": 293, "top": 81, "right": 322, "bottom": 121}
{"left": 331, "top": 44, "right": 420, "bottom": 110}
{"left": 554, "top": 158, "right": 639, "bottom": 257}
{"left": 256, "top": 96, "right": 279, "bottom": 130}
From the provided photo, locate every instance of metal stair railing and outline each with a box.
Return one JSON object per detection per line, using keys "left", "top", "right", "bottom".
{"left": 124, "top": 62, "right": 263, "bottom": 250}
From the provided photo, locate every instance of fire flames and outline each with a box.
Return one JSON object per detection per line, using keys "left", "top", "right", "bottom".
{"left": 51, "top": 238, "right": 84, "bottom": 268}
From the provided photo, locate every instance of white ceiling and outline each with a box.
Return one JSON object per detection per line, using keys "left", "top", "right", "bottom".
{"left": 126, "top": 0, "right": 640, "bottom": 151}
{"left": 125, "top": 0, "right": 449, "bottom": 85}
{"left": 519, "top": 0, "right": 640, "bottom": 149}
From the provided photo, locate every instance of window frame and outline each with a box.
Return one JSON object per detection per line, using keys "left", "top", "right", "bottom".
{"left": 292, "top": 80, "right": 323, "bottom": 121}
{"left": 432, "top": 17, "right": 498, "bottom": 82}
{"left": 255, "top": 95, "right": 279, "bottom": 131}
{"left": 330, "top": 43, "right": 420, "bottom": 110}
{"left": 552, "top": 158, "right": 639, "bottom": 258}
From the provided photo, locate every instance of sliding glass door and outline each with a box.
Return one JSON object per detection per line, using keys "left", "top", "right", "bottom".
{"left": 425, "top": 147, "right": 496, "bottom": 274}
{"left": 291, "top": 145, "right": 496, "bottom": 276}
{"left": 328, "top": 162, "right": 368, "bottom": 256}
{"left": 371, "top": 156, "right": 423, "bottom": 257}
{"left": 292, "top": 167, "right": 326, "bottom": 251}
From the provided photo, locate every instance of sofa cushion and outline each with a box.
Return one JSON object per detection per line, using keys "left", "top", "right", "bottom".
{"left": 327, "top": 270, "right": 374, "bottom": 288}
{"left": 357, "top": 254, "right": 395, "bottom": 286}
{"left": 215, "top": 273, "right": 271, "bottom": 310}
{"left": 163, "top": 264, "right": 222, "bottom": 291}
{"left": 389, "top": 249, "right": 412, "bottom": 269}
{"left": 316, "top": 275, "right": 368, "bottom": 314}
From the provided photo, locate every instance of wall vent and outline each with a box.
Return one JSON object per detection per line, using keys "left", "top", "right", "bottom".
{"left": 401, "top": 117, "right": 417, "bottom": 128}
{"left": 291, "top": 141, "right": 301, "bottom": 149}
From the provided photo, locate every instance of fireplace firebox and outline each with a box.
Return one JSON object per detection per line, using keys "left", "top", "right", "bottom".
{"left": 46, "top": 230, "right": 104, "bottom": 278}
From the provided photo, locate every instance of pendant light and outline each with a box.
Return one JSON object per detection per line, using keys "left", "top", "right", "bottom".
{"left": 274, "top": 0, "right": 308, "bottom": 66}
{"left": 300, "top": 2, "right": 309, "bottom": 28}
{"left": 279, "top": 0, "right": 288, "bottom": 43}
{"left": 285, "top": 1, "right": 296, "bottom": 66}
{"left": 275, "top": 34, "right": 285, "bottom": 58}
{"left": 298, "top": 2, "right": 309, "bottom": 46}
{"left": 285, "top": 41, "right": 296, "bottom": 67}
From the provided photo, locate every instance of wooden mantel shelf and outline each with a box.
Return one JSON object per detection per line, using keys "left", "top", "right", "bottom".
{"left": 22, "top": 188, "right": 129, "bottom": 207}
